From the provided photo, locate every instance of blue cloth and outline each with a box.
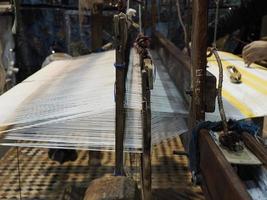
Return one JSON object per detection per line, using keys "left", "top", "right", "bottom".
{"left": 189, "top": 119, "right": 259, "bottom": 173}
{"left": 114, "top": 63, "right": 126, "bottom": 69}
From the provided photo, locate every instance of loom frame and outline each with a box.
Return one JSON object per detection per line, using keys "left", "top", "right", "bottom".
{"left": 113, "top": 10, "right": 152, "bottom": 200}
{"left": 150, "top": 0, "right": 267, "bottom": 199}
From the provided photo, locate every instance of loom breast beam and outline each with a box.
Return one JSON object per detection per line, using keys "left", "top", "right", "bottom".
{"left": 198, "top": 129, "right": 252, "bottom": 200}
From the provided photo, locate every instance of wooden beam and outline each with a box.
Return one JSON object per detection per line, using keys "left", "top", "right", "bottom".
{"left": 114, "top": 14, "right": 127, "bottom": 176}
{"left": 141, "top": 68, "right": 152, "bottom": 200}
{"left": 151, "top": 0, "right": 157, "bottom": 33}
{"left": 91, "top": 3, "right": 103, "bottom": 51}
{"left": 243, "top": 132, "right": 267, "bottom": 166}
{"left": 199, "top": 129, "right": 252, "bottom": 200}
{"left": 190, "top": 0, "right": 208, "bottom": 124}
{"left": 115, "top": 59, "right": 125, "bottom": 176}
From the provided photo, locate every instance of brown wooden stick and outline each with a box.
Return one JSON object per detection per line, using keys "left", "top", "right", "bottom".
{"left": 91, "top": 3, "right": 103, "bottom": 51}
{"left": 190, "top": 0, "right": 208, "bottom": 125}
{"left": 141, "top": 69, "right": 152, "bottom": 200}
{"left": 242, "top": 132, "right": 267, "bottom": 166}
{"left": 151, "top": 0, "right": 157, "bottom": 33}
{"left": 114, "top": 14, "right": 127, "bottom": 176}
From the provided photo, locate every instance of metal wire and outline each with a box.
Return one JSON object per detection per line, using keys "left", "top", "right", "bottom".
{"left": 127, "top": 0, "right": 130, "bottom": 11}
{"left": 176, "top": 0, "right": 190, "bottom": 56}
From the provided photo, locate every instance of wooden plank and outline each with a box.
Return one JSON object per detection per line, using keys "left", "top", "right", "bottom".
{"left": 190, "top": 0, "right": 208, "bottom": 124}
{"left": 115, "top": 67, "right": 125, "bottom": 175}
{"left": 114, "top": 14, "right": 127, "bottom": 176}
{"left": 151, "top": 0, "right": 157, "bottom": 33}
{"left": 91, "top": 3, "right": 103, "bottom": 51}
{"left": 199, "top": 129, "right": 252, "bottom": 200}
{"left": 199, "top": 176, "right": 212, "bottom": 200}
{"left": 242, "top": 132, "right": 267, "bottom": 166}
{"left": 141, "top": 69, "right": 152, "bottom": 200}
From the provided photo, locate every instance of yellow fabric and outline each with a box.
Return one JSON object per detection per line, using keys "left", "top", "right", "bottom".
{"left": 207, "top": 51, "right": 267, "bottom": 119}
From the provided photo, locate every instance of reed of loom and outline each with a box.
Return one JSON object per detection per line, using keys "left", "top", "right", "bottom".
{"left": 114, "top": 12, "right": 128, "bottom": 176}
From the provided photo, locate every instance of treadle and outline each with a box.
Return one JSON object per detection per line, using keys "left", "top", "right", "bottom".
{"left": 210, "top": 131, "right": 262, "bottom": 165}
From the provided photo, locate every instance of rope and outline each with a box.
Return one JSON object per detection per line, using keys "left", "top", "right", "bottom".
{"left": 209, "top": 1, "right": 228, "bottom": 133}
{"left": 127, "top": 0, "right": 130, "bottom": 10}
{"left": 12, "top": 0, "right": 18, "bottom": 34}
{"left": 207, "top": 48, "right": 246, "bottom": 151}
{"left": 176, "top": 0, "right": 190, "bottom": 56}
{"left": 207, "top": 48, "right": 228, "bottom": 134}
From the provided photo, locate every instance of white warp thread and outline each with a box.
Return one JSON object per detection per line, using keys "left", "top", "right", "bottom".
{"left": 0, "top": 49, "right": 188, "bottom": 152}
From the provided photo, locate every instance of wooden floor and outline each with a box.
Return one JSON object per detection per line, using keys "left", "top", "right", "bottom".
{"left": 0, "top": 137, "right": 204, "bottom": 200}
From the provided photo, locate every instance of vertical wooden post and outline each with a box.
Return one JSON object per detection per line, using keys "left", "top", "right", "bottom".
{"left": 91, "top": 3, "right": 103, "bottom": 51}
{"left": 114, "top": 13, "right": 127, "bottom": 176}
{"left": 190, "top": 0, "right": 208, "bottom": 126}
{"left": 151, "top": 0, "right": 157, "bottom": 33}
{"left": 186, "top": 0, "right": 192, "bottom": 45}
{"left": 88, "top": 2, "right": 104, "bottom": 165}
{"left": 115, "top": 58, "right": 125, "bottom": 176}
{"left": 144, "top": 0, "right": 147, "bottom": 34}
{"left": 141, "top": 68, "right": 152, "bottom": 200}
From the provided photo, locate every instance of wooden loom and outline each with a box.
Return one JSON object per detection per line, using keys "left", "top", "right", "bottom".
{"left": 0, "top": 3, "right": 188, "bottom": 199}
{"left": 151, "top": 0, "right": 267, "bottom": 200}
{"left": 113, "top": 12, "right": 152, "bottom": 199}
{"left": 1, "top": 1, "right": 267, "bottom": 200}
{"left": 0, "top": 6, "right": 158, "bottom": 200}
